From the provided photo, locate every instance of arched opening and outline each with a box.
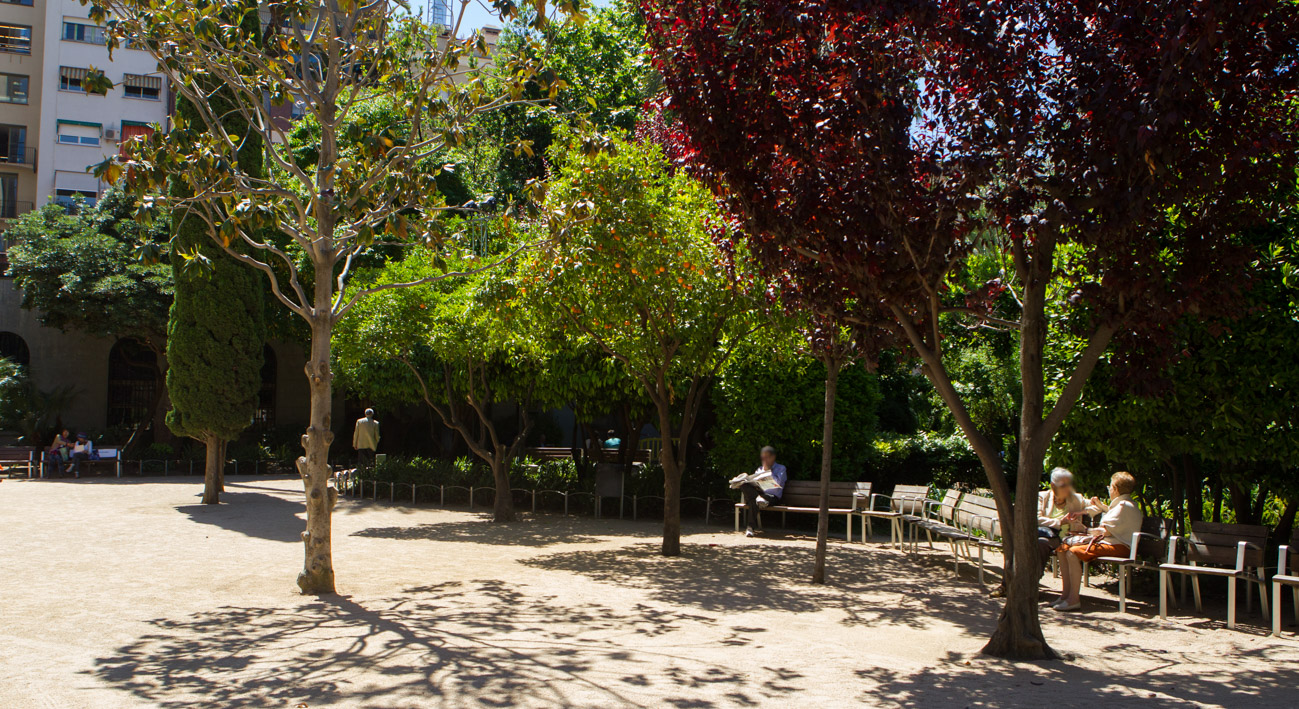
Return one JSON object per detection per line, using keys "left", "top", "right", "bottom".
{"left": 0, "top": 331, "right": 29, "bottom": 368}
{"left": 107, "top": 338, "right": 158, "bottom": 426}
{"left": 255, "top": 344, "right": 277, "bottom": 429}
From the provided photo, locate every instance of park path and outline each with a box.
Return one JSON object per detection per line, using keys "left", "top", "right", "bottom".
{"left": 1, "top": 476, "right": 1296, "bottom": 708}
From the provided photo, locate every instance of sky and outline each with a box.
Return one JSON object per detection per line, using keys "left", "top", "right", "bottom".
{"left": 417, "top": 0, "right": 611, "bottom": 35}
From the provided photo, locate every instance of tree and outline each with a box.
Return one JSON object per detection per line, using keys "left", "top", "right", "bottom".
{"left": 4, "top": 191, "right": 174, "bottom": 449}
{"left": 88, "top": 0, "right": 589, "bottom": 594}
{"left": 164, "top": 32, "right": 268, "bottom": 505}
{"left": 335, "top": 242, "right": 559, "bottom": 522}
{"left": 645, "top": 0, "right": 1299, "bottom": 658}
{"left": 475, "top": 0, "right": 656, "bottom": 200}
{"left": 521, "top": 133, "right": 765, "bottom": 555}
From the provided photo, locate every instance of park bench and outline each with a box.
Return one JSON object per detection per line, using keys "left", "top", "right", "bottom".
{"left": 907, "top": 489, "right": 972, "bottom": 575}
{"left": 1089, "top": 517, "right": 1175, "bottom": 614}
{"left": 1272, "top": 529, "right": 1299, "bottom": 637}
{"left": 854, "top": 483, "right": 928, "bottom": 547}
{"left": 734, "top": 480, "right": 871, "bottom": 541}
{"left": 954, "top": 493, "right": 1003, "bottom": 585}
{"left": 42, "top": 447, "right": 122, "bottom": 478}
{"left": 1159, "top": 521, "right": 1270, "bottom": 629}
{"left": 0, "top": 446, "right": 38, "bottom": 478}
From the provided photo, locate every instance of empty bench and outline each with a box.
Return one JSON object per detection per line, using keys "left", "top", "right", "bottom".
{"left": 734, "top": 480, "right": 871, "bottom": 541}
{"left": 855, "top": 483, "right": 929, "bottom": 547}
{"left": 0, "top": 446, "right": 38, "bottom": 478}
{"left": 1160, "top": 521, "right": 1270, "bottom": 629}
{"left": 1273, "top": 529, "right": 1299, "bottom": 637}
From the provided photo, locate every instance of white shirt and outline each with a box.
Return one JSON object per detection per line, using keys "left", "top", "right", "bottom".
{"left": 1094, "top": 494, "right": 1142, "bottom": 547}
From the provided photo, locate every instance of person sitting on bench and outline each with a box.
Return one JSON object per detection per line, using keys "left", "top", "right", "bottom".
{"left": 1053, "top": 471, "right": 1142, "bottom": 612}
{"left": 68, "top": 433, "right": 95, "bottom": 476}
{"left": 737, "top": 446, "right": 787, "bottom": 537}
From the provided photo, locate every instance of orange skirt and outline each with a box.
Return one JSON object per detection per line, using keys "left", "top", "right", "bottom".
{"left": 1061, "top": 540, "right": 1129, "bottom": 563}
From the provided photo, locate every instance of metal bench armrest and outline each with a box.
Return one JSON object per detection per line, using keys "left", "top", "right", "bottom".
{"left": 1128, "top": 531, "right": 1158, "bottom": 561}
{"left": 1165, "top": 535, "right": 1183, "bottom": 565}
{"left": 1236, "top": 540, "right": 1264, "bottom": 572}
{"left": 1280, "top": 545, "right": 1291, "bottom": 577}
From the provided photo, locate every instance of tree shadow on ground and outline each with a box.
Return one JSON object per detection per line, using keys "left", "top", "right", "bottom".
{"left": 88, "top": 580, "right": 779, "bottom": 709}
{"left": 175, "top": 491, "right": 304, "bottom": 544}
{"left": 523, "top": 542, "right": 1013, "bottom": 632}
{"left": 852, "top": 644, "right": 1299, "bottom": 707}
{"left": 352, "top": 515, "right": 657, "bottom": 547}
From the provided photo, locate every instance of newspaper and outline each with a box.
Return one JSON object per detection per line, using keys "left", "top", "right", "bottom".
{"left": 728, "top": 469, "right": 783, "bottom": 495}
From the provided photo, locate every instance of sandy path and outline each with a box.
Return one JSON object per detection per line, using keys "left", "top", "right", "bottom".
{"left": 0, "top": 476, "right": 1295, "bottom": 708}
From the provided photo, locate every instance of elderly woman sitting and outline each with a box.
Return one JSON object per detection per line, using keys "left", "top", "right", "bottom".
{"left": 1053, "top": 471, "right": 1143, "bottom": 612}
{"left": 1037, "top": 467, "right": 1089, "bottom": 576}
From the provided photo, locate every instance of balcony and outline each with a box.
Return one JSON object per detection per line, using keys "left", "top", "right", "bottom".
{"left": 1, "top": 200, "right": 34, "bottom": 220}
{"left": 0, "top": 146, "right": 36, "bottom": 167}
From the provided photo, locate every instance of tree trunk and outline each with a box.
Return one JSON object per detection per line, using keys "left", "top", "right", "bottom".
{"left": 1184, "top": 455, "right": 1203, "bottom": 528}
{"left": 296, "top": 310, "right": 338, "bottom": 595}
{"left": 812, "top": 358, "right": 840, "bottom": 584}
{"left": 201, "top": 433, "right": 222, "bottom": 505}
{"left": 217, "top": 438, "right": 226, "bottom": 491}
{"left": 492, "top": 453, "right": 515, "bottom": 523}
{"left": 656, "top": 401, "right": 682, "bottom": 556}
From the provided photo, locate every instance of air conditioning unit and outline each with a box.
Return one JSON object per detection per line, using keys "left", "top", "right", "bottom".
{"left": 103, "top": 127, "right": 118, "bottom": 141}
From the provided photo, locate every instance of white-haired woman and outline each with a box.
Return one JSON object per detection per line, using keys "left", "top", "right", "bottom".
{"left": 1037, "top": 467, "right": 1089, "bottom": 579}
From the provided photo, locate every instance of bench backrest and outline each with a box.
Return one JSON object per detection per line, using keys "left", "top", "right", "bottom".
{"left": 778, "top": 480, "right": 870, "bottom": 510}
{"left": 931, "top": 489, "right": 962, "bottom": 524}
{"left": 890, "top": 484, "right": 930, "bottom": 515}
{"left": 1187, "top": 521, "right": 1269, "bottom": 568}
{"left": 956, "top": 494, "right": 1001, "bottom": 538}
{"left": 0, "top": 446, "right": 37, "bottom": 460}
{"left": 1132, "top": 517, "right": 1172, "bottom": 560}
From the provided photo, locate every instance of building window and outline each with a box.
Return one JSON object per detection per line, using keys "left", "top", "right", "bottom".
{"left": 0, "top": 0, "right": 36, "bottom": 6}
{"left": 0, "top": 23, "right": 32, "bottom": 55}
{"left": 107, "top": 338, "right": 158, "bottom": 427}
{"left": 122, "top": 73, "right": 162, "bottom": 101}
{"left": 54, "top": 188, "right": 97, "bottom": 211}
{"left": 0, "top": 331, "right": 30, "bottom": 368}
{"left": 0, "top": 172, "right": 24, "bottom": 220}
{"left": 59, "top": 66, "right": 92, "bottom": 93}
{"left": 0, "top": 74, "right": 27, "bottom": 104}
{"left": 0, "top": 125, "right": 28, "bottom": 165}
{"left": 62, "top": 22, "right": 107, "bottom": 46}
{"left": 57, "top": 121, "right": 101, "bottom": 147}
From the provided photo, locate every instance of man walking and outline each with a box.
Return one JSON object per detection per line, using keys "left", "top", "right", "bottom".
{"left": 353, "top": 409, "right": 380, "bottom": 470}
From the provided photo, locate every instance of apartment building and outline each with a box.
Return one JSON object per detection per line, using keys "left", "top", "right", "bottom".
{"left": 0, "top": 0, "right": 41, "bottom": 225}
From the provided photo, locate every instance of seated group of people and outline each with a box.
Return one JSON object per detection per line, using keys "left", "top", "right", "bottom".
{"left": 1037, "top": 468, "right": 1142, "bottom": 612}
{"left": 46, "top": 429, "right": 95, "bottom": 477}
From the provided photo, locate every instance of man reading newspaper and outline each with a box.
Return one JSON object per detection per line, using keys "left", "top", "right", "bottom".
{"left": 729, "top": 446, "right": 788, "bottom": 537}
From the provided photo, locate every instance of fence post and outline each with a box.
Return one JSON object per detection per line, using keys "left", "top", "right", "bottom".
{"left": 390, "top": 482, "right": 394, "bottom": 502}
{"left": 532, "top": 490, "right": 537, "bottom": 514}
{"left": 564, "top": 491, "right": 569, "bottom": 516}
{"left": 633, "top": 495, "right": 637, "bottom": 520}
{"left": 469, "top": 487, "right": 474, "bottom": 510}
{"left": 234, "top": 460, "right": 239, "bottom": 476}
{"left": 164, "top": 460, "right": 169, "bottom": 475}
{"left": 705, "top": 497, "right": 711, "bottom": 524}
{"left": 440, "top": 485, "right": 445, "bottom": 506}
{"left": 189, "top": 460, "right": 194, "bottom": 475}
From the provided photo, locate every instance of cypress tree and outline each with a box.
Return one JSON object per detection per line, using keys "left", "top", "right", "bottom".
{"left": 165, "top": 14, "right": 266, "bottom": 504}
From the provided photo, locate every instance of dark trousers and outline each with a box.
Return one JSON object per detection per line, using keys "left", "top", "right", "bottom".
{"left": 740, "top": 483, "right": 779, "bottom": 530}
{"left": 69, "top": 452, "right": 90, "bottom": 477}
{"left": 357, "top": 448, "right": 376, "bottom": 470}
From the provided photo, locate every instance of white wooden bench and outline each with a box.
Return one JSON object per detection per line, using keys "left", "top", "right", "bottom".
{"left": 853, "top": 483, "right": 927, "bottom": 547}
{"left": 1160, "top": 521, "right": 1270, "bottom": 629}
{"left": 734, "top": 480, "right": 871, "bottom": 541}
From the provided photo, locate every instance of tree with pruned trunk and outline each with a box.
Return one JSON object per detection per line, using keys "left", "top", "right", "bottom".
{"left": 86, "top": 0, "right": 591, "bottom": 594}
{"left": 645, "top": 0, "right": 1299, "bottom": 658}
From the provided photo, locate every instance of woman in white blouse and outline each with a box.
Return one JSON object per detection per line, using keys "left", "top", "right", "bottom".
{"left": 1053, "top": 471, "right": 1143, "bottom": 612}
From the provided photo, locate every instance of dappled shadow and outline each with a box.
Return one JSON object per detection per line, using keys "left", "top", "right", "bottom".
{"left": 852, "top": 643, "right": 1299, "bottom": 707}
{"left": 524, "top": 542, "right": 1010, "bottom": 634}
{"left": 352, "top": 515, "right": 656, "bottom": 547}
{"left": 88, "top": 580, "right": 777, "bottom": 709}
{"left": 175, "top": 491, "right": 304, "bottom": 544}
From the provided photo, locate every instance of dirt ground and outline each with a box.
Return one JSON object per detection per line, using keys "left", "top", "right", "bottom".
{"left": 1, "top": 475, "right": 1296, "bottom": 708}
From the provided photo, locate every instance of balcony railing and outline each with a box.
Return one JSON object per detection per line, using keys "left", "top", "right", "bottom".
{"left": 0, "top": 146, "right": 36, "bottom": 167}
{"left": 1, "top": 200, "right": 34, "bottom": 220}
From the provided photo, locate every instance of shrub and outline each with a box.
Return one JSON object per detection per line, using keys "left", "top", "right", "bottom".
{"left": 865, "top": 433, "right": 984, "bottom": 492}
